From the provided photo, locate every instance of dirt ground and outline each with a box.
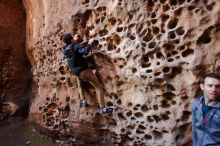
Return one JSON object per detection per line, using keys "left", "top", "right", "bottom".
{"left": 0, "top": 118, "right": 59, "bottom": 146}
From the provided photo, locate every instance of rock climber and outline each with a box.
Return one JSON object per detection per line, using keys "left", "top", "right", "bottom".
{"left": 61, "top": 33, "right": 113, "bottom": 114}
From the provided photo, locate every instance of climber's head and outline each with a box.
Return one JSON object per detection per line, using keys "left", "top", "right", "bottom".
{"left": 61, "top": 33, "right": 73, "bottom": 45}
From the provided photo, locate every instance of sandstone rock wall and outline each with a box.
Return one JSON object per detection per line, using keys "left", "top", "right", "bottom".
{"left": 24, "top": 0, "right": 220, "bottom": 145}
{"left": 0, "top": 0, "right": 31, "bottom": 118}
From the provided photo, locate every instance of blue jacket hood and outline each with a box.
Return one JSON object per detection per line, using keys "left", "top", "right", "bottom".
{"left": 61, "top": 43, "right": 92, "bottom": 75}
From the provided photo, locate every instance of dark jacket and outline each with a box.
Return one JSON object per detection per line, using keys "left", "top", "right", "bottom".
{"left": 61, "top": 43, "right": 92, "bottom": 75}
{"left": 192, "top": 95, "right": 220, "bottom": 146}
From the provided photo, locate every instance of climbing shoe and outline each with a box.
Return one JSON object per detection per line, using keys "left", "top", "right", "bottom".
{"left": 97, "top": 107, "right": 113, "bottom": 114}
{"left": 80, "top": 100, "right": 88, "bottom": 108}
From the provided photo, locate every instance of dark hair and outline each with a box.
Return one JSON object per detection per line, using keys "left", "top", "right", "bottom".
{"left": 62, "top": 33, "right": 73, "bottom": 45}
{"left": 202, "top": 73, "right": 220, "bottom": 83}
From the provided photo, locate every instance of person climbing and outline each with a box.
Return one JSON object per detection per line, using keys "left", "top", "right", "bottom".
{"left": 61, "top": 33, "right": 113, "bottom": 114}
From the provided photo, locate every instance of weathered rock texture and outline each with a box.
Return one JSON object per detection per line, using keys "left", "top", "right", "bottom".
{"left": 0, "top": 0, "right": 32, "bottom": 119}
{"left": 23, "top": 0, "right": 220, "bottom": 145}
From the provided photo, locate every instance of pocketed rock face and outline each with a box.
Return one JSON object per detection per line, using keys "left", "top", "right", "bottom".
{"left": 24, "top": 0, "right": 220, "bottom": 145}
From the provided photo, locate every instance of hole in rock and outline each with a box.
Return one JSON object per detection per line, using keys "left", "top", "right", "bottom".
{"left": 154, "top": 72, "right": 161, "bottom": 76}
{"left": 161, "top": 114, "right": 169, "bottom": 120}
{"left": 160, "top": 100, "right": 171, "bottom": 108}
{"left": 138, "top": 125, "right": 147, "bottom": 130}
{"left": 153, "top": 105, "right": 159, "bottom": 110}
{"left": 118, "top": 113, "right": 127, "bottom": 120}
{"left": 127, "top": 102, "right": 133, "bottom": 107}
{"left": 170, "top": 66, "right": 182, "bottom": 77}
{"left": 133, "top": 107, "right": 139, "bottom": 111}
{"left": 163, "top": 67, "right": 171, "bottom": 73}
{"left": 153, "top": 130, "right": 163, "bottom": 139}
{"left": 168, "top": 58, "right": 174, "bottom": 62}
{"left": 170, "top": 0, "right": 178, "bottom": 5}
{"left": 179, "top": 123, "right": 191, "bottom": 135}
{"left": 175, "top": 8, "right": 183, "bottom": 16}
{"left": 162, "top": 91, "right": 176, "bottom": 99}
{"left": 174, "top": 39, "right": 180, "bottom": 44}
{"left": 168, "top": 18, "right": 178, "bottom": 29}
{"left": 126, "top": 124, "right": 135, "bottom": 130}
{"left": 156, "top": 52, "right": 164, "bottom": 59}
{"left": 163, "top": 4, "right": 170, "bottom": 12}
{"left": 151, "top": 12, "right": 156, "bottom": 18}
{"left": 188, "top": 5, "right": 196, "bottom": 11}
{"left": 107, "top": 101, "right": 113, "bottom": 106}
{"left": 197, "top": 26, "right": 214, "bottom": 44}
{"left": 160, "top": 0, "right": 167, "bottom": 4}
{"left": 182, "top": 48, "right": 194, "bottom": 57}
{"left": 177, "top": 0, "right": 185, "bottom": 5}
{"left": 121, "top": 128, "right": 126, "bottom": 133}
{"left": 142, "top": 63, "right": 151, "bottom": 68}
{"left": 181, "top": 111, "right": 191, "bottom": 121}
{"left": 175, "top": 56, "right": 180, "bottom": 60}
{"left": 172, "top": 51, "right": 178, "bottom": 55}
{"left": 140, "top": 29, "right": 147, "bottom": 37}
{"left": 126, "top": 111, "right": 133, "bottom": 117}
{"left": 144, "top": 134, "right": 152, "bottom": 139}
{"left": 148, "top": 41, "right": 157, "bottom": 49}
{"left": 151, "top": 19, "right": 157, "bottom": 24}
{"left": 178, "top": 45, "right": 186, "bottom": 50}
{"left": 167, "top": 84, "right": 176, "bottom": 91}
{"left": 136, "top": 129, "right": 145, "bottom": 134}
{"left": 147, "top": 116, "right": 154, "bottom": 122}
{"left": 207, "top": 3, "right": 216, "bottom": 11}
{"left": 110, "top": 93, "right": 119, "bottom": 100}
{"left": 141, "top": 105, "right": 149, "bottom": 112}
{"left": 82, "top": 10, "right": 93, "bottom": 24}
{"left": 117, "top": 99, "right": 122, "bottom": 105}
{"left": 129, "top": 34, "right": 136, "bottom": 40}
{"left": 119, "top": 65, "right": 124, "bottom": 69}
{"left": 168, "top": 31, "right": 176, "bottom": 39}
{"left": 167, "top": 53, "right": 172, "bottom": 57}
{"left": 116, "top": 27, "right": 123, "bottom": 32}
{"left": 131, "top": 117, "right": 136, "bottom": 121}
{"left": 153, "top": 27, "right": 160, "bottom": 34}
{"left": 99, "top": 29, "right": 108, "bottom": 37}
{"left": 155, "top": 78, "right": 164, "bottom": 83}
{"left": 143, "top": 33, "right": 153, "bottom": 42}
{"left": 146, "top": 69, "right": 153, "bottom": 73}
{"left": 147, "top": 0, "right": 154, "bottom": 7}
{"left": 161, "top": 14, "right": 170, "bottom": 22}
{"left": 180, "top": 95, "right": 189, "bottom": 100}
{"left": 60, "top": 77, "right": 66, "bottom": 81}
{"left": 134, "top": 112, "right": 144, "bottom": 118}
{"left": 152, "top": 115, "right": 161, "bottom": 122}
{"left": 171, "top": 100, "right": 176, "bottom": 105}
{"left": 132, "top": 68, "right": 137, "bottom": 73}
{"left": 108, "top": 17, "right": 117, "bottom": 26}
{"left": 112, "top": 34, "right": 121, "bottom": 44}
{"left": 142, "top": 54, "right": 149, "bottom": 62}
{"left": 107, "top": 43, "right": 115, "bottom": 51}
{"left": 66, "top": 97, "right": 70, "bottom": 102}
{"left": 163, "top": 43, "right": 174, "bottom": 50}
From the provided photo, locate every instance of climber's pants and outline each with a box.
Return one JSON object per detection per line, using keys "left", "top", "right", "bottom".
{"left": 76, "top": 69, "right": 106, "bottom": 108}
